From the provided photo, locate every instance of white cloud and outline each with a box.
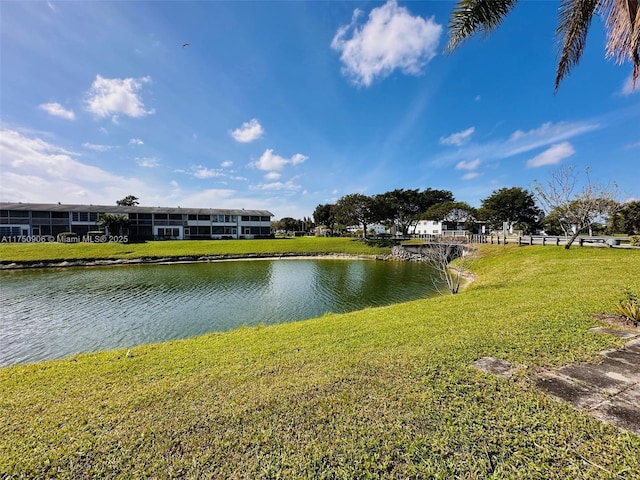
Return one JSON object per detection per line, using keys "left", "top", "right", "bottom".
{"left": 621, "top": 74, "right": 639, "bottom": 96}
{"left": 39, "top": 102, "right": 75, "bottom": 120}
{"left": 429, "top": 120, "right": 598, "bottom": 168}
{"left": 221, "top": 160, "right": 233, "bottom": 168}
{"left": 461, "top": 172, "right": 480, "bottom": 180}
{"left": 0, "top": 129, "right": 148, "bottom": 204}
{"left": 456, "top": 158, "right": 480, "bottom": 170}
{"left": 331, "top": 0, "right": 442, "bottom": 86}
{"left": 192, "top": 165, "right": 223, "bottom": 179}
{"left": 136, "top": 157, "right": 160, "bottom": 168}
{"left": 231, "top": 118, "right": 264, "bottom": 143}
{"left": 264, "top": 171, "right": 281, "bottom": 180}
{"left": 253, "top": 180, "right": 302, "bottom": 191}
{"left": 82, "top": 142, "right": 113, "bottom": 152}
{"left": 129, "top": 138, "right": 144, "bottom": 145}
{"left": 441, "top": 127, "right": 475, "bottom": 146}
{"left": 253, "top": 149, "right": 308, "bottom": 171}
{"left": 505, "top": 122, "right": 596, "bottom": 157}
{"left": 84, "top": 75, "right": 154, "bottom": 119}
{"left": 624, "top": 141, "right": 640, "bottom": 150}
{"left": 526, "top": 142, "right": 575, "bottom": 168}
{"left": 291, "top": 153, "right": 308, "bottom": 165}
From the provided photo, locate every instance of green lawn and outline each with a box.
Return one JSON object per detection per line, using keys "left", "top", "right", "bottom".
{"left": 0, "top": 237, "right": 388, "bottom": 263}
{"left": 1, "top": 245, "right": 639, "bottom": 478}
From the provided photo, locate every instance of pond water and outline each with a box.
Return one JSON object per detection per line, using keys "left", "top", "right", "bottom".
{"left": 0, "top": 259, "right": 441, "bottom": 366}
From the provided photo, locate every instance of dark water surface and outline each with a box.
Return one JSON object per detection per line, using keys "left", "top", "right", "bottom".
{"left": 0, "top": 259, "right": 440, "bottom": 366}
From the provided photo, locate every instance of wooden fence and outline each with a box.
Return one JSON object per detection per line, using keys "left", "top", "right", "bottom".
{"left": 468, "top": 234, "right": 628, "bottom": 247}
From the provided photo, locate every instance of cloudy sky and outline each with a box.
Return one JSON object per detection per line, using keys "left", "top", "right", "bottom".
{"left": 1, "top": 1, "right": 638, "bottom": 219}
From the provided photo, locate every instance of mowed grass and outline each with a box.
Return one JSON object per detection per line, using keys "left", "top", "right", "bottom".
{"left": 1, "top": 245, "right": 639, "bottom": 478}
{"left": 0, "top": 237, "right": 388, "bottom": 263}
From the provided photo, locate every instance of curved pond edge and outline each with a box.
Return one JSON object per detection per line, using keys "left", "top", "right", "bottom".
{"left": 0, "top": 252, "right": 388, "bottom": 270}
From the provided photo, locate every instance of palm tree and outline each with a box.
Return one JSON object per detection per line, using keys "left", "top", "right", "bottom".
{"left": 446, "top": 0, "right": 639, "bottom": 91}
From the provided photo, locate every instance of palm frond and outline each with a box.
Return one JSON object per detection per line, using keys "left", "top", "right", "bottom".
{"left": 601, "top": 0, "right": 640, "bottom": 87}
{"left": 555, "top": 0, "right": 599, "bottom": 91}
{"left": 445, "top": 0, "right": 519, "bottom": 54}
{"left": 635, "top": 4, "right": 640, "bottom": 86}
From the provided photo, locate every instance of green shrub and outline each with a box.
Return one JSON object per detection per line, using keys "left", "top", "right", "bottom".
{"left": 615, "top": 287, "right": 640, "bottom": 327}
{"left": 629, "top": 235, "right": 640, "bottom": 246}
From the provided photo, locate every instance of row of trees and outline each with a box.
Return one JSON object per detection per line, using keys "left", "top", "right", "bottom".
{"left": 313, "top": 186, "right": 543, "bottom": 237}
{"left": 307, "top": 168, "right": 638, "bottom": 249}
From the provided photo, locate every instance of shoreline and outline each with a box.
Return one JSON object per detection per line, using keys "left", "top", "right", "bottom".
{"left": 0, "top": 252, "right": 386, "bottom": 270}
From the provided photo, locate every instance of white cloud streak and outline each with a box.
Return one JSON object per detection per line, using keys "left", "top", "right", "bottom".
{"left": 429, "top": 120, "right": 599, "bottom": 168}
{"left": 39, "top": 102, "right": 75, "bottom": 120}
{"left": 231, "top": 118, "right": 264, "bottom": 143}
{"left": 82, "top": 142, "right": 114, "bottom": 152}
{"left": 441, "top": 127, "right": 475, "bottom": 146}
{"left": 192, "top": 165, "right": 223, "bottom": 179}
{"left": 621, "top": 74, "right": 639, "bottom": 96}
{"left": 331, "top": 0, "right": 442, "bottom": 86}
{"left": 264, "top": 171, "right": 281, "bottom": 180}
{"left": 526, "top": 142, "right": 575, "bottom": 168}
{"left": 136, "top": 157, "right": 160, "bottom": 168}
{"left": 252, "top": 180, "right": 301, "bottom": 191}
{"left": 456, "top": 158, "right": 480, "bottom": 170}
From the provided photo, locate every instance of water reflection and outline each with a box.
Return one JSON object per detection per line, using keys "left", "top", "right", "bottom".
{"left": 0, "top": 259, "right": 440, "bottom": 366}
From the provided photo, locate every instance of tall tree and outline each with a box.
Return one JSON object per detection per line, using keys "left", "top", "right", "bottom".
{"left": 313, "top": 204, "right": 336, "bottom": 230}
{"left": 116, "top": 195, "right": 139, "bottom": 206}
{"left": 377, "top": 188, "right": 456, "bottom": 235}
{"left": 480, "top": 187, "right": 542, "bottom": 234}
{"left": 446, "top": 0, "right": 640, "bottom": 91}
{"left": 614, "top": 200, "right": 640, "bottom": 234}
{"left": 533, "top": 166, "right": 618, "bottom": 248}
{"left": 275, "top": 217, "right": 299, "bottom": 233}
{"left": 334, "top": 194, "right": 380, "bottom": 238}
{"left": 423, "top": 201, "right": 477, "bottom": 223}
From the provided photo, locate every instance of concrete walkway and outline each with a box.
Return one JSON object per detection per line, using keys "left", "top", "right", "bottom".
{"left": 536, "top": 331, "right": 640, "bottom": 434}
{"left": 474, "top": 327, "right": 640, "bottom": 434}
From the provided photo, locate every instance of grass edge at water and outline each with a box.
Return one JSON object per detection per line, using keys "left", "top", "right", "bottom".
{"left": 1, "top": 244, "right": 639, "bottom": 478}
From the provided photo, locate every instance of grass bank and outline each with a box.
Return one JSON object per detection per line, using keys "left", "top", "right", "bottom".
{"left": 1, "top": 245, "right": 639, "bottom": 478}
{"left": 0, "top": 237, "right": 389, "bottom": 265}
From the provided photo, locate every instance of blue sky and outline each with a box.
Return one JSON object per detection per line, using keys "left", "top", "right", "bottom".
{"left": 1, "top": 0, "right": 638, "bottom": 220}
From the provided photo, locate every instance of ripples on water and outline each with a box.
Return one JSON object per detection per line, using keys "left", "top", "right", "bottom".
{"left": 0, "top": 259, "right": 440, "bottom": 366}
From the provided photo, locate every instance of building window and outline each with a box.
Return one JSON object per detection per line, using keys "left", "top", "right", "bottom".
{"left": 158, "top": 228, "right": 179, "bottom": 237}
{"left": 9, "top": 210, "right": 30, "bottom": 218}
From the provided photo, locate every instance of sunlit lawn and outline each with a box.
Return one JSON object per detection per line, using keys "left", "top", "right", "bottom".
{"left": 1, "top": 245, "right": 639, "bottom": 478}
{"left": 0, "top": 237, "right": 389, "bottom": 263}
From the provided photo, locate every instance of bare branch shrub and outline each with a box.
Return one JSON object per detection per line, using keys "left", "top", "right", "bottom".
{"left": 533, "top": 166, "right": 617, "bottom": 249}
{"left": 422, "top": 238, "right": 475, "bottom": 295}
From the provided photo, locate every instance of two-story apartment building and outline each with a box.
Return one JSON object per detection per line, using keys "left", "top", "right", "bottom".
{"left": 0, "top": 203, "right": 273, "bottom": 241}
